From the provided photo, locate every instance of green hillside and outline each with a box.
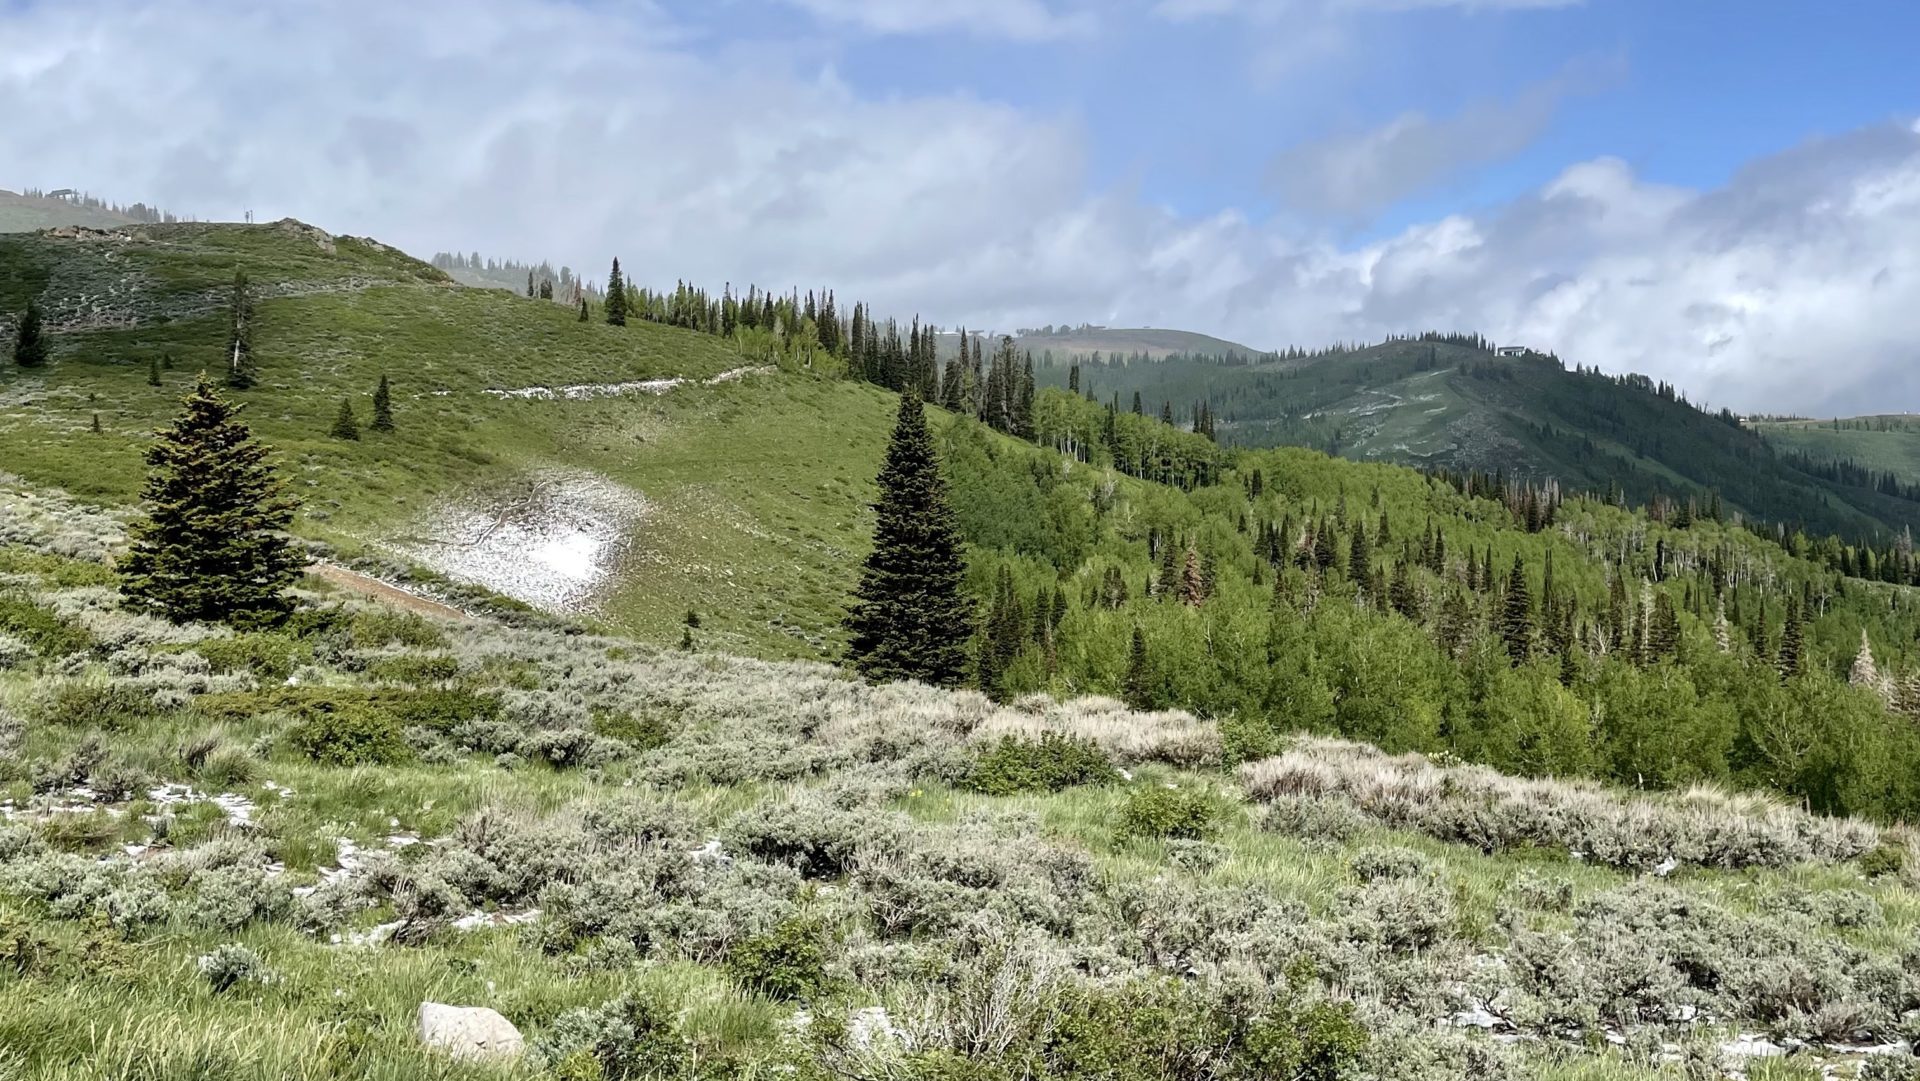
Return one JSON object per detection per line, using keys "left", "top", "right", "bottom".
{"left": 1753, "top": 415, "right": 1920, "bottom": 486}
{"left": 0, "top": 221, "right": 905, "bottom": 660}
{"left": 1043, "top": 339, "right": 1920, "bottom": 542}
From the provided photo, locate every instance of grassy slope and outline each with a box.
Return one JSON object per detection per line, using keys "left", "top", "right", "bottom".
{"left": 1753, "top": 417, "right": 1920, "bottom": 482}
{"left": 0, "top": 223, "right": 921, "bottom": 660}
{"left": 1049, "top": 341, "right": 1920, "bottom": 540}
{"left": 0, "top": 191, "right": 138, "bottom": 233}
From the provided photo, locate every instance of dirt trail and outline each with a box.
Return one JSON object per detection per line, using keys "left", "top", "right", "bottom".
{"left": 307, "top": 563, "right": 474, "bottom": 622}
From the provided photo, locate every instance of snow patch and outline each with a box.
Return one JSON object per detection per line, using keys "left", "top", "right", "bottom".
{"left": 487, "top": 365, "right": 770, "bottom": 401}
{"left": 398, "top": 471, "right": 649, "bottom": 611}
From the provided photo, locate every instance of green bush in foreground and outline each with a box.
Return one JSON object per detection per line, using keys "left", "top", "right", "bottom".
{"left": 961, "top": 733, "right": 1120, "bottom": 796}
{"left": 286, "top": 704, "right": 411, "bottom": 766}
{"left": 1116, "top": 785, "right": 1220, "bottom": 842}
{"left": 725, "top": 915, "right": 831, "bottom": 1001}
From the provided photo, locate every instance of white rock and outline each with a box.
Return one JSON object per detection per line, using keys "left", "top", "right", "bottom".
{"left": 1721, "top": 1034, "right": 1785, "bottom": 1059}
{"left": 417, "top": 1002, "right": 524, "bottom": 1061}
{"left": 848, "top": 1006, "right": 911, "bottom": 1050}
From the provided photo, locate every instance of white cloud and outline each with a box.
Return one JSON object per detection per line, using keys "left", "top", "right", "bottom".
{"left": 1, "top": 0, "right": 1916, "bottom": 417}
{"left": 774, "top": 0, "right": 1097, "bottom": 40}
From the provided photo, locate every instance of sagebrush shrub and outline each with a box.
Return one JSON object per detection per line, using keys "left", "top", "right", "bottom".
{"left": 197, "top": 943, "right": 273, "bottom": 993}
{"left": 533, "top": 995, "right": 689, "bottom": 1078}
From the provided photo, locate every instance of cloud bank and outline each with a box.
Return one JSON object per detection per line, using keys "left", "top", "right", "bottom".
{"left": 1, "top": 0, "right": 1915, "bottom": 415}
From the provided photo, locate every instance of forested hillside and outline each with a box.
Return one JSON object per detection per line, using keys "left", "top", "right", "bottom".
{"left": 1034, "top": 338, "right": 1920, "bottom": 545}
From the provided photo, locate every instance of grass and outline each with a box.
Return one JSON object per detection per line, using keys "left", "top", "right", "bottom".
{"left": 1752, "top": 416, "right": 1920, "bottom": 482}
{"left": 0, "top": 221, "right": 930, "bottom": 658}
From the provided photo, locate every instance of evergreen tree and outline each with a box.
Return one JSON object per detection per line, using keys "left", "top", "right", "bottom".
{"left": 329, "top": 398, "right": 360, "bottom": 440}
{"left": 1123, "top": 625, "right": 1155, "bottom": 710}
{"left": 578, "top": 297, "right": 591, "bottom": 322}
{"left": 604, "top": 258, "right": 628, "bottom": 326}
{"left": 224, "top": 271, "right": 257, "bottom": 389}
{"left": 10, "top": 298, "right": 47, "bottom": 368}
{"left": 120, "top": 377, "right": 304, "bottom": 626}
{"left": 1348, "top": 524, "right": 1370, "bottom": 586}
{"left": 89, "top": 411, "right": 101, "bottom": 434}
{"left": 1180, "top": 547, "right": 1206, "bottom": 607}
{"left": 147, "top": 356, "right": 162, "bottom": 387}
{"left": 1500, "top": 556, "right": 1533, "bottom": 663}
{"left": 978, "top": 567, "right": 1026, "bottom": 701}
{"left": 844, "top": 394, "right": 974, "bottom": 686}
{"left": 1778, "top": 598, "right": 1805, "bottom": 680}
{"left": 370, "top": 375, "right": 395, "bottom": 432}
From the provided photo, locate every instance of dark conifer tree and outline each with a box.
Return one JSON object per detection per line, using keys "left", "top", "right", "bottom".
{"left": 844, "top": 394, "right": 974, "bottom": 687}
{"left": 224, "top": 271, "right": 257, "bottom": 389}
{"left": 120, "top": 376, "right": 303, "bottom": 626}
{"left": 1500, "top": 556, "right": 1533, "bottom": 663}
{"left": 1778, "top": 598, "right": 1805, "bottom": 680}
{"left": 578, "top": 297, "right": 591, "bottom": 322}
{"left": 604, "top": 258, "right": 628, "bottom": 326}
{"left": 1123, "top": 625, "right": 1155, "bottom": 710}
{"left": 371, "top": 375, "right": 395, "bottom": 432}
{"left": 10, "top": 298, "right": 47, "bottom": 368}
{"left": 89, "top": 411, "right": 102, "bottom": 434}
{"left": 329, "top": 398, "right": 360, "bottom": 440}
{"left": 147, "top": 356, "right": 162, "bottom": 387}
{"left": 1348, "top": 524, "right": 1370, "bottom": 586}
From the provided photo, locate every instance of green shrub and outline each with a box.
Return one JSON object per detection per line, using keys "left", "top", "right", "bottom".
{"left": 383, "top": 687, "right": 498, "bottom": 731}
{"left": 39, "top": 681, "right": 154, "bottom": 730}
{"left": 1116, "top": 786, "right": 1218, "bottom": 842}
{"left": 193, "top": 633, "right": 301, "bottom": 680}
{"left": 0, "top": 593, "right": 93, "bottom": 658}
{"left": 592, "top": 710, "right": 673, "bottom": 751}
{"left": 1859, "top": 843, "right": 1907, "bottom": 879}
{"left": 197, "top": 943, "right": 273, "bottom": 994}
{"left": 725, "top": 916, "right": 830, "bottom": 1001}
{"left": 366, "top": 652, "right": 461, "bottom": 685}
{"left": 961, "top": 733, "right": 1120, "bottom": 796}
{"left": 533, "top": 995, "right": 689, "bottom": 1080}
{"left": 347, "top": 610, "right": 446, "bottom": 650}
{"left": 287, "top": 704, "right": 411, "bottom": 766}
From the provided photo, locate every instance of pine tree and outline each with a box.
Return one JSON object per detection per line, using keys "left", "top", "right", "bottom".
{"left": 1499, "top": 556, "right": 1533, "bottom": 663}
{"left": 1777, "top": 598, "right": 1805, "bottom": 681}
{"left": 10, "top": 298, "right": 47, "bottom": 368}
{"left": 329, "top": 398, "right": 360, "bottom": 440}
{"left": 89, "top": 412, "right": 102, "bottom": 434}
{"left": 1123, "top": 625, "right": 1155, "bottom": 710}
{"left": 844, "top": 394, "right": 974, "bottom": 686}
{"left": 371, "top": 375, "right": 395, "bottom": 432}
{"left": 224, "top": 271, "right": 257, "bottom": 389}
{"left": 120, "top": 376, "right": 304, "bottom": 626}
{"left": 578, "top": 297, "right": 591, "bottom": 322}
{"left": 1179, "top": 548, "right": 1206, "bottom": 607}
{"left": 147, "top": 356, "right": 162, "bottom": 387}
{"left": 1348, "top": 524, "right": 1370, "bottom": 586}
{"left": 604, "top": 258, "right": 628, "bottom": 327}
{"left": 978, "top": 567, "right": 1026, "bottom": 701}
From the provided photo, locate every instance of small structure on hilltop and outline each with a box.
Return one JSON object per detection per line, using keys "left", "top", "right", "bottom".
{"left": 1495, "top": 345, "right": 1532, "bottom": 357}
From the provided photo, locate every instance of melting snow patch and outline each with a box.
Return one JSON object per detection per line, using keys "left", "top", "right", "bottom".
{"left": 398, "top": 471, "right": 650, "bottom": 611}
{"left": 487, "top": 365, "right": 770, "bottom": 401}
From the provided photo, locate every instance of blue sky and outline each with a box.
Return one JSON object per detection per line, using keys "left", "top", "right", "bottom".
{"left": 2, "top": 0, "right": 1918, "bottom": 413}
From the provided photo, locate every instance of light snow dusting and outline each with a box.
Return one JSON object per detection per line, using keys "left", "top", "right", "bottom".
{"left": 397, "top": 471, "right": 649, "bottom": 611}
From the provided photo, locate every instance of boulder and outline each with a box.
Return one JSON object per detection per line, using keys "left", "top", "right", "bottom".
{"left": 418, "top": 1002, "right": 524, "bottom": 1061}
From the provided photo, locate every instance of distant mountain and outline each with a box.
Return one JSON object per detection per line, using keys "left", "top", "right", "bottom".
{"left": 939, "top": 325, "right": 1268, "bottom": 363}
{"left": 1044, "top": 335, "right": 1920, "bottom": 542}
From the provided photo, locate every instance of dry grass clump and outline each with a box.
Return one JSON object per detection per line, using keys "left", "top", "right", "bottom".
{"left": 973, "top": 693, "right": 1221, "bottom": 768}
{"left": 1241, "top": 737, "right": 1880, "bottom": 871}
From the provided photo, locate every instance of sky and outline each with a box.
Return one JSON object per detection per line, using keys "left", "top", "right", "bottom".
{"left": 1, "top": 0, "right": 1917, "bottom": 415}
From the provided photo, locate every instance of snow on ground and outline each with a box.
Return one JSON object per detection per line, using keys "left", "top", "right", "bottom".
{"left": 395, "top": 470, "right": 649, "bottom": 612}
{"left": 486, "top": 365, "right": 770, "bottom": 401}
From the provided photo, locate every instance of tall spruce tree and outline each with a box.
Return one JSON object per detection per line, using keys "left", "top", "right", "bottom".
{"left": 1123, "top": 625, "right": 1155, "bottom": 709}
{"left": 604, "top": 258, "right": 628, "bottom": 326}
{"left": 224, "top": 271, "right": 256, "bottom": 389}
{"left": 371, "top": 375, "right": 395, "bottom": 432}
{"left": 1500, "top": 556, "right": 1533, "bottom": 663}
{"left": 844, "top": 394, "right": 973, "bottom": 686}
{"left": 120, "top": 376, "right": 304, "bottom": 626}
{"left": 11, "top": 299, "right": 47, "bottom": 368}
